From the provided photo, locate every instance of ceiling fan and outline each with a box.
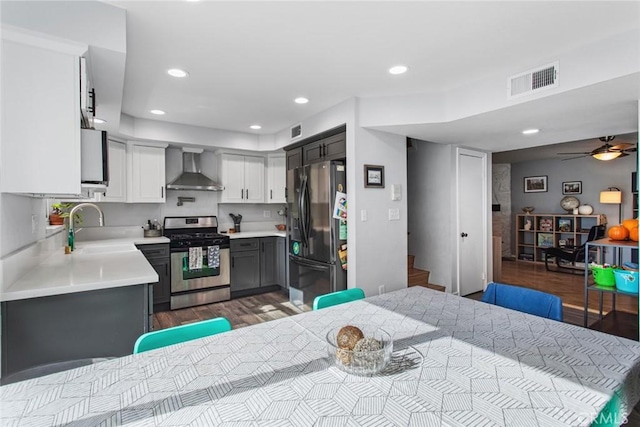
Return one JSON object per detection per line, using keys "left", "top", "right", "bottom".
{"left": 558, "top": 136, "right": 637, "bottom": 161}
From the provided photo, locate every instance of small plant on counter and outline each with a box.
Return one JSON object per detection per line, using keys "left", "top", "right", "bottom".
{"left": 49, "top": 202, "right": 82, "bottom": 227}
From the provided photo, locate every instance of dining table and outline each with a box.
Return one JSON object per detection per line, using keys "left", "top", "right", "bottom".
{"left": 2, "top": 286, "right": 640, "bottom": 426}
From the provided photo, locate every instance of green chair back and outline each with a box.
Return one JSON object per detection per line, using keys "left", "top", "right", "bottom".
{"left": 313, "top": 288, "right": 365, "bottom": 310}
{"left": 133, "top": 317, "right": 232, "bottom": 354}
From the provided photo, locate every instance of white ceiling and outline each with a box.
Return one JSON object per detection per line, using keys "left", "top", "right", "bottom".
{"left": 13, "top": 1, "right": 640, "bottom": 157}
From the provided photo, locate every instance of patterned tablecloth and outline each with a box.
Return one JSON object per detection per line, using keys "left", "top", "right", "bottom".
{"left": 2, "top": 286, "right": 640, "bottom": 426}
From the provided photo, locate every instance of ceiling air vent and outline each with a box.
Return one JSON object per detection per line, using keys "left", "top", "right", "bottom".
{"left": 290, "top": 123, "right": 302, "bottom": 140}
{"left": 508, "top": 61, "right": 559, "bottom": 99}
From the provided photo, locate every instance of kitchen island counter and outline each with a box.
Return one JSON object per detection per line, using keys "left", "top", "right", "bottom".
{"left": 0, "top": 237, "right": 167, "bottom": 302}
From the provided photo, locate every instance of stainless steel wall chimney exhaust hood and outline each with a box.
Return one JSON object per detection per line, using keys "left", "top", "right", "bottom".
{"left": 166, "top": 151, "right": 224, "bottom": 191}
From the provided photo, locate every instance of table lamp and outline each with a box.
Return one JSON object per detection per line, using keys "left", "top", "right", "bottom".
{"left": 600, "top": 187, "right": 622, "bottom": 223}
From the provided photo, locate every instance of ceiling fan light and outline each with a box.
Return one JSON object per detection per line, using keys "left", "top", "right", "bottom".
{"left": 592, "top": 151, "right": 622, "bottom": 161}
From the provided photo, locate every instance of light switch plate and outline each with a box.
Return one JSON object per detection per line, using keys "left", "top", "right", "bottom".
{"left": 391, "top": 184, "right": 402, "bottom": 201}
{"left": 388, "top": 208, "right": 400, "bottom": 221}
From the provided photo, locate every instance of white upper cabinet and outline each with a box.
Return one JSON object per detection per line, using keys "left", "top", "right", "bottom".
{"left": 267, "top": 154, "right": 286, "bottom": 204}
{"left": 127, "top": 143, "right": 166, "bottom": 203}
{"left": 220, "top": 153, "right": 265, "bottom": 203}
{"left": 1, "top": 30, "right": 86, "bottom": 196}
{"left": 102, "top": 140, "right": 126, "bottom": 202}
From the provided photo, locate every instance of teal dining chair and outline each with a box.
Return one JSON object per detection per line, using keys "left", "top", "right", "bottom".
{"left": 481, "top": 282, "right": 563, "bottom": 321}
{"left": 133, "top": 317, "right": 232, "bottom": 354}
{"left": 313, "top": 288, "right": 365, "bottom": 310}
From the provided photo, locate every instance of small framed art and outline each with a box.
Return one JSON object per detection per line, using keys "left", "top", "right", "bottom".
{"left": 364, "top": 165, "right": 385, "bottom": 188}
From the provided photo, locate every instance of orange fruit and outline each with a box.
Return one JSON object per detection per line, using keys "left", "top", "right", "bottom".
{"left": 622, "top": 218, "right": 639, "bottom": 234}
{"left": 630, "top": 226, "right": 639, "bottom": 242}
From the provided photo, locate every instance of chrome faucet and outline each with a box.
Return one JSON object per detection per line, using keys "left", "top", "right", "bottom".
{"left": 68, "top": 203, "right": 105, "bottom": 248}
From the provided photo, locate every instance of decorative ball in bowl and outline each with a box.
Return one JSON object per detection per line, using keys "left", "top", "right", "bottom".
{"left": 522, "top": 206, "right": 535, "bottom": 214}
{"left": 326, "top": 325, "right": 393, "bottom": 375}
{"left": 275, "top": 224, "right": 286, "bottom": 231}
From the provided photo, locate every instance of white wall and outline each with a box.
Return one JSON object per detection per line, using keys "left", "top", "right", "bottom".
{"left": 407, "top": 140, "right": 455, "bottom": 290}
{"left": 352, "top": 127, "right": 408, "bottom": 295}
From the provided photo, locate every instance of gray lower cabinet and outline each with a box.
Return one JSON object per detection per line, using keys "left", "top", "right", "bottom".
{"left": 1, "top": 284, "right": 151, "bottom": 383}
{"left": 277, "top": 237, "right": 287, "bottom": 289}
{"left": 136, "top": 243, "right": 170, "bottom": 308}
{"left": 260, "top": 237, "right": 278, "bottom": 286}
{"left": 231, "top": 237, "right": 286, "bottom": 294}
{"left": 231, "top": 238, "right": 261, "bottom": 292}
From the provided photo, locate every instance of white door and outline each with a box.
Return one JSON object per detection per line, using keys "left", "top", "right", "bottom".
{"left": 130, "top": 145, "right": 166, "bottom": 203}
{"left": 244, "top": 155, "right": 265, "bottom": 203}
{"left": 220, "top": 153, "right": 245, "bottom": 203}
{"left": 457, "top": 149, "right": 487, "bottom": 296}
{"left": 268, "top": 155, "right": 286, "bottom": 203}
{"left": 103, "top": 141, "right": 126, "bottom": 202}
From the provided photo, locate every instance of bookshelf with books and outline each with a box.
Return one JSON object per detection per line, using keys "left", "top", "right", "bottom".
{"left": 515, "top": 214, "right": 603, "bottom": 264}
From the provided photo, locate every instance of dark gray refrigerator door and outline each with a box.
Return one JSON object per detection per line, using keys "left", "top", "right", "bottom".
{"left": 306, "top": 162, "right": 331, "bottom": 263}
{"left": 288, "top": 255, "right": 346, "bottom": 308}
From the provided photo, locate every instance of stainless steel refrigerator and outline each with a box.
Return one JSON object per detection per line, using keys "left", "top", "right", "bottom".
{"left": 287, "top": 161, "right": 347, "bottom": 307}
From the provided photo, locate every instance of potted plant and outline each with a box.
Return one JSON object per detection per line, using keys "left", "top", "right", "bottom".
{"left": 49, "top": 202, "right": 82, "bottom": 226}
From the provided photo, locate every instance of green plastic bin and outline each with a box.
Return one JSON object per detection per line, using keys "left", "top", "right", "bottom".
{"left": 590, "top": 265, "right": 616, "bottom": 287}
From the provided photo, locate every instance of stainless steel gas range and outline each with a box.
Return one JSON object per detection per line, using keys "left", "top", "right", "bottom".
{"left": 163, "top": 216, "right": 230, "bottom": 310}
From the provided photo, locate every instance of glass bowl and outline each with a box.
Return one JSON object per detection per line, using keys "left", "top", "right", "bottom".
{"left": 326, "top": 325, "right": 393, "bottom": 375}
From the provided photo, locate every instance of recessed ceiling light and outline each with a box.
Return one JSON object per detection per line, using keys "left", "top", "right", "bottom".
{"left": 167, "top": 68, "right": 189, "bottom": 78}
{"left": 389, "top": 65, "right": 408, "bottom": 75}
{"left": 93, "top": 117, "right": 106, "bottom": 124}
{"left": 522, "top": 128, "right": 539, "bottom": 135}
{"left": 294, "top": 97, "right": 309, "bottom": 104}
{"left": 150, "top": 109, "right": 166, "bottom": 115}
{"left": 250, "top": 125, "right": 262, "bottom": 130}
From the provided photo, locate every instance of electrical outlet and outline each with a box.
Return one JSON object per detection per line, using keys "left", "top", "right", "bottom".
{"left": 361, "top": 210, "right": 367, "bottom": 221}
{"left": 378, "top": 285, "right": 385, "bottom": 295}
{"left": 388, "top": 208, "right": 400, "bottom": 221}
{"left": 263, "top": 210, "right": 271, "bottom": 218}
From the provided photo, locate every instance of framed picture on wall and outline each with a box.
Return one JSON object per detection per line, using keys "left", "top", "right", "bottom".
{"left": 524, "top": 175, "right": 547, "bottom": 193}
{"left": 562, "top": 181, "right": 582, "bottom": 195}
{"left": 364, "top": 165, "right": 385, "bottom": 188}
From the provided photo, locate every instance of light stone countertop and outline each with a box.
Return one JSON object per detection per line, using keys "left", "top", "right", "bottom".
{"left": 224, "top": 230, "right": 286, "bottom": 239}
{"left": 0, "top": 236, "right": 168, "bottom": 302}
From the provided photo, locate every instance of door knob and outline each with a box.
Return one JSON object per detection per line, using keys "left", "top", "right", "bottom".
{"left": 460, "top": 232, "right": 468, "bottom": 238}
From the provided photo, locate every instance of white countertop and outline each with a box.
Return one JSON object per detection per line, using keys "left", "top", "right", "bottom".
{"left": 224, "top": 230, "right": 286, "bottom": 239}
{"left": 0, "top": 237, "right": 168, "bottom": 302}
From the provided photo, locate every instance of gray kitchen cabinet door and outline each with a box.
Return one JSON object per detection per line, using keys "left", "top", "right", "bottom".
{"left": 277, "top": 237, "right": 287, "bottom": 288}
{"left": 231, "top": 250, "right": 260, "bottom": 291}
{"left": 148, "top": 258, "right": 170, "bottom": 305}
{"left": 260, "top": 237, "right": 278, "bottom": 287}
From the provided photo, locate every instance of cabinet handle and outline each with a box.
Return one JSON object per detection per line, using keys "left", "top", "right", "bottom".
{"left": 241, "top": 189, "right": 243, "bottom": 199}
{"left": 161, "top": 186, "right": 164, "bottom": 198}
{"left": 246, "top": 189, "right": 249, "bottom": 199}
{"left": 322, "top": 144, "right": 325, "bottom": 157}
{"left": 270, "top": 189, "right": 273, "bottom": 200}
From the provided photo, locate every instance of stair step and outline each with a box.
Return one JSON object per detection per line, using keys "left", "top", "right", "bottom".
{"left": 408, "top": 267, "right": 429, "bottom": 286}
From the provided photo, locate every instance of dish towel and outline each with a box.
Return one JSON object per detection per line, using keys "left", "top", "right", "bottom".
{"left": 188, "top": 247, "right": 203, "bottom": 271}
{"left": 208, "top": 245, "right": 220, "bottom": 269}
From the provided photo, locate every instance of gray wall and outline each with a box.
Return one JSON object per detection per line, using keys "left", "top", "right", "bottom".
{"left": 510, "top": 154, "right": 636, "bottom": 256}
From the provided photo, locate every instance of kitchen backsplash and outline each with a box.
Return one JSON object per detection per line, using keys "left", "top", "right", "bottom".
{"left": 76, "top": 201, "right": 286, "bottom": 231}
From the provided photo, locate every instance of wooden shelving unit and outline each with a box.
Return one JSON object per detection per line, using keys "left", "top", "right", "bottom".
{"left": 515, "top": 214, "right": 604, "bottom": 264}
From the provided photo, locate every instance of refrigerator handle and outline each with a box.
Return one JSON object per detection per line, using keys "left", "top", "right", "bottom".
{"left": 303, "top": 174, "right": 311, "bottom": 246}
{"left": 289, "top": 255, "right": 329, "bottom": 271}
{"left": 299, "top": 174, "right": 309, "bottom": 247}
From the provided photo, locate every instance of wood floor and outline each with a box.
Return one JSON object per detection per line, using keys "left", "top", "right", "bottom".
{"left": 154, "top": 259, "right": 638, "bottom": 341}
{"left": 153, "top": 291, "right": 306, "bottom": 331}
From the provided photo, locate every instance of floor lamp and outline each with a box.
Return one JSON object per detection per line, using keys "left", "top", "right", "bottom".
{"left": 600, "top": 187, "right": 622, "bottom": 224}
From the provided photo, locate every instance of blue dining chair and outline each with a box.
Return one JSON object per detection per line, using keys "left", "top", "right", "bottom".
{"left": 313, "top": 288, "right": 366, "bottom": 310}
{"left": 133, "top": 317, "right": 232, "bottom": 354}
{"left": 481, "top": 282, "right": 563, "bottom": 321}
